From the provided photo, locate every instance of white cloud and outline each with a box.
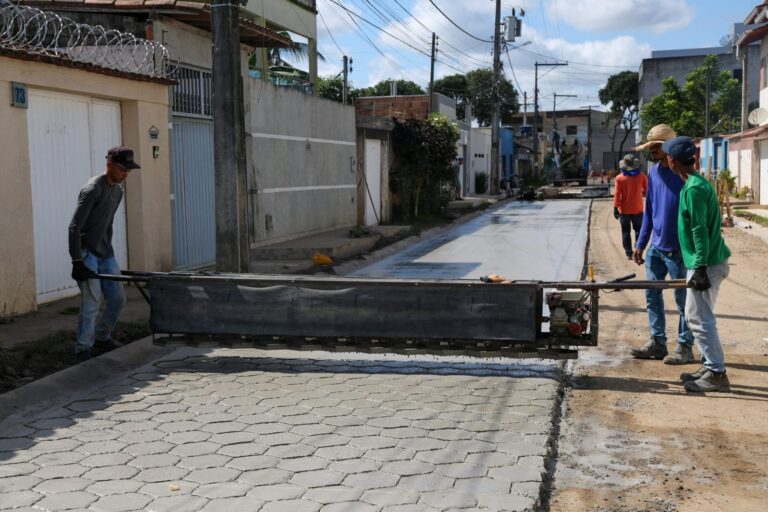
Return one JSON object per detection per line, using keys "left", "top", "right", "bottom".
{"left": 547, "top": 0, "right": 693, "bottom": 33}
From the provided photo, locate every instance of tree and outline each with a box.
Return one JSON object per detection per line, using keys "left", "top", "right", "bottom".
{"left": 599, "top": 70, "right": 639, "bottom": 170}
{"left": 357, "top": 79, "right": 425, "bottom": 97}
{"left": 463, "top": 69, "right": 518, "bottom": 127}
{"left": 640, "top": 55, "right": 742, "bottom": 138}
{"left": 317, "top": 75, "right": 350, "bottom": 103}
{"left": 433, "top": 73, "right": 470, "bottom": 120}
{"left": 390, "top": 113, "right": 459, "bottom": 219}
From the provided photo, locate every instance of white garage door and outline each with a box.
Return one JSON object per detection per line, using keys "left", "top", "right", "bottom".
{"left": 27, "top": 90, "right": 127, "bottom": 304}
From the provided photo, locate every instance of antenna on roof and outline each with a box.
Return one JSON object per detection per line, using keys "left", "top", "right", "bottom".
{"left": 748, "top": 107, "right": 768, "bottom": 126}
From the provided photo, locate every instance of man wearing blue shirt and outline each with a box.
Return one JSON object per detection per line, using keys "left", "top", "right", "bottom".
{"left": 631, "top": 125, "right": 695, "bottom": 364}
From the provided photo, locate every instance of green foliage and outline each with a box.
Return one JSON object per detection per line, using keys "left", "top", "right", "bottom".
{"left": 474, "top": 173, "right": 489, "bottom": 194}
{"left": 718, "top": 168, "right": 736, "bottom": 193}
{"left": 599, "top": 70, "right": 639, "bottom": 163}
{"left": 317, "top": 75, "right": 352, "bottom": 103}
{"left": 735, "top": 185, "right": 751, "bottom": 199}
{"left": 357, "top": 79, "right": 425, "bottom": 97}
{"left": 390, "top": 113, "right": 460, "bottom": 220}
{"left": 434, "top": 69, "right": 518, "bottom": 127}
{"left": 640, "top": 55, "right": 742, "bottom": 137}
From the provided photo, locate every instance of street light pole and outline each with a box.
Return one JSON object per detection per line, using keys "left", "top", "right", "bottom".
{"left": 533, "top": 61, "right": 567, "bottom": 177}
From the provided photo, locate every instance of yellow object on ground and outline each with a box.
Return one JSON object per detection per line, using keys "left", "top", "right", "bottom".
{"left": 313, "top": 252, "right": 333, "bottom": 266}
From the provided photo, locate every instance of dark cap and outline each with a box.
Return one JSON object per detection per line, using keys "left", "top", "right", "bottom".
{"left": 661, "top": 136, "right": 696, "bottom": 162}
{"left": 106, "top": 146, "right": 141, "bottom": 170}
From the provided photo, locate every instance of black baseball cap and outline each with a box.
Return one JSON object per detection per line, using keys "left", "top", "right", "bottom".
{"left": 106, "top": 146, "right": 141, "bottom": 170}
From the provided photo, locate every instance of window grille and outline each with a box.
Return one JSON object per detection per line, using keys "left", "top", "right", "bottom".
{"left": 172, "top": 66, "right": 212, "bottom": 118}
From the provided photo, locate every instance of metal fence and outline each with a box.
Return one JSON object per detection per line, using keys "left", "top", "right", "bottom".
{"left": 0, "top": 0, "right": 177, "bottom": 78}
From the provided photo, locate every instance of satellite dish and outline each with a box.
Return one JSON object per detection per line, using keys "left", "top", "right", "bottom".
{"left": 748, "top": 107, "right": 768, "bottom": 126}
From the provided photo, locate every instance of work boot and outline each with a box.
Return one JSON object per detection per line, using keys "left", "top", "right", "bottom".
{"left": 663, "top": 343, "right": 695, "bottom": 365}
{"left": 680, "top": 365, "right": 707, "bottom": 383}
{"left": 95, "top": 337, "right": 123, "bottom": 351}
{"left": 75, "top": 349, "right": 92, "bottom": 362}
{"left": 630, "top": 339, "right": 668, "bottom": 360}
{"left": 683, "top": 369, "right": 730, "bottom": 393}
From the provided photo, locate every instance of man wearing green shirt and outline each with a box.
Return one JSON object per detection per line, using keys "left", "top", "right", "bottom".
{"left": 662, "top": 136, "right": 732, "bottom": 392}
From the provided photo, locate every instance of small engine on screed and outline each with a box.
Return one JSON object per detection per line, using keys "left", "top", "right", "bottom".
{"left": 546, "top": 289, "right": 591, "bottom": 337}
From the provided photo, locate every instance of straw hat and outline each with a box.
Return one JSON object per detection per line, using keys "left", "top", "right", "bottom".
{"left": 619, "top": 154, "right": 640, "bottom": 171}
{"left": 634, "top": 124, "right": 677, "bottom": 151}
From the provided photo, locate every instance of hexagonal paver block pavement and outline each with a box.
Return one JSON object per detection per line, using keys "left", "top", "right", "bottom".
{"left": 360, "top": 488, "right": 418, "bottom": 506}
{"left": 185, "top": 467, "right": 241, "bottom": 484}
{"left": 302, "top": 485, "right": 363, "bottom": 504}
{"left": 397, "top": 473, "right": 454, "bottom": 492}
{"left": 289, "top": 469, "right": 345, "bottom": 488}
{"left": 342, "top": 471, "right": 400, "bottom": 490}
{"left": 34, "top": 491, "right": 97, "bottom": 511}
{"left": 238, "top": 468, "right": 292, "bottom": 486}
{"left": 90, "top": 492, "right": 152, "bottom": 512}
{"left": 260, "top": 499, "right": 321, "bottom": 512}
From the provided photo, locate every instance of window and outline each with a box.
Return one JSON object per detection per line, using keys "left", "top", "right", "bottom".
{"left": 172, "top": 66, "right": 212, "bottom": 118}
{"left": 566, "top": 125, "right": 578, "bottom": 135}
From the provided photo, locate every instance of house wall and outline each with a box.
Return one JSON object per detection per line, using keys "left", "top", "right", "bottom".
{"left": 469, "top": 128, "right": 492, "bottom": 194}
{"left": 355, "top": 96, "right": 431, "bottom": 120}
{"left": 248, "top": 80, "right": 357, "bottom": 244}
{"left": 729, "top": 145, "right": 753, "bottom": 191}
{"left": 356, "top": 129, "right": 392, "bottom": 225}
{"left": 0, "top": 56, "right": 171, "bottom": 316}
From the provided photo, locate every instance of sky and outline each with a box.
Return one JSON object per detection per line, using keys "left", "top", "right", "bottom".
{"left": 303, "top": 0, "right": 760, "bottom": 112}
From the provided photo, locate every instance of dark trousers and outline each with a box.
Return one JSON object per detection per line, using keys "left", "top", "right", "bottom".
{"left": 620, "top": 213, "right": 643, "bottom": 256}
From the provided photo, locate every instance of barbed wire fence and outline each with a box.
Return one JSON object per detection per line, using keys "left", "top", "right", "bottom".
{"left": 0, "top": 0, "right": 178, "bottom": 78}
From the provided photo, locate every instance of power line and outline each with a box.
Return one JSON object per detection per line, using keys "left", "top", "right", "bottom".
{"left": 427, "top": 0, "right": 492, "bottom": 43}
{"left": 318, "top": 10, "right": 344, "bottom": 58}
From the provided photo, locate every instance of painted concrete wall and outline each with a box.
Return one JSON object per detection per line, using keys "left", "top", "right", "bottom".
{"left": 469, "top": 128, "right": 492, "bottom": 194}
{"left": 729, "top": 147, "right": 753, "bottom": 190}
{"left": 248, "top": 80, "right": 357, "bottom": 244}
{"left": 0, "top": 56, "right": 171, "bottom": 316}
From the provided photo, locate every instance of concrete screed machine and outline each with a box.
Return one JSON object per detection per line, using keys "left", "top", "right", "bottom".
{"left": 98, "top": 269, "right": 686, "bottom": 359}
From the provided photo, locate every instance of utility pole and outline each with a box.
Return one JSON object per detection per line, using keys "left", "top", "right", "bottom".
{"left": 580, "top": 105, "right": 600, "bottom": 175}
{"left": 342, "top": 56, "right": 349, "bottom": 104}
{"left": 212, "top": 0, "right": 248, "bottom": 273}
{"left": 490, "top": 0, "right": 502, "bottom": 195}
{"left": 429, "top": 32, "right": 437, "bottom": 111}
{"left": 533, "top": 61, "right": 567, "bottom": 177}
{"left": 519, "top": 92, "right": 534, "bottom": 126}
{"left": 705, "top": 64, "right": 712, "bottom": 137}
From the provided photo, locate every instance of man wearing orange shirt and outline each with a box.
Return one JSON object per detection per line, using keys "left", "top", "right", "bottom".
{"left": 613, "top": 154, "right": 648, "bottom": 259}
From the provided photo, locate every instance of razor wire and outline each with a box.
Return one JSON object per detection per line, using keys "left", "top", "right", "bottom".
{"left": 0, "top": 0, "right": 178, "bottom": 78}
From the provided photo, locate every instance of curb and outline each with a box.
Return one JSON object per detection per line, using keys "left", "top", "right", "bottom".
{"left": 0, "top": 336, "right": 175, "bottom": 424}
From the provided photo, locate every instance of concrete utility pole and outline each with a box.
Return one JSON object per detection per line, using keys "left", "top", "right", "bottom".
{"left": 342, "top": 55, "right": 349, "bottom": 104}
{"left": 490, "top": 0, "right": 502, "bottom": 195}
{"left": 580, "top": 105, "right": 601, "bottom": 174}
{"left": 533, "top": 61, "right": 567, "bottom": 176}
{"left": 429, "top": 32, "right": 437, "bottom": 110}
{"left": 212, "top": 0, "right": 249, "bottom": 273}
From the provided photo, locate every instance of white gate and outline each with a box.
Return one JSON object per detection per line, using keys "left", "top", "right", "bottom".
{"left": 27, "top": 90, "right": 126, "bottom": 304}
{"left": 761, "top": 140, "right": 768, "bottom": 205}
{"left": 364, "top": 139, "right": 382, "bottom": 226}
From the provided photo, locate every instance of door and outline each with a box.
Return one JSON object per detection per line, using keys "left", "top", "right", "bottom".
{"left": 761, "top": 140, "right": 768, "bottom": 205}
{"left": 171, "top": 118, "right": 215, "bottom": 269}
{"left": 27, "top": 91, "right": 125, "bottom": 304}
{"left": 364, "top": 138, "right": 382, "bottom": 226}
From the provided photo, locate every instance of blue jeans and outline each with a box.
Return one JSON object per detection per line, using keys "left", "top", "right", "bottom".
{"left": 75, "top": 250, "right": 125, "bottom": 354}
{"left": 644, "top": 246, "right": 693, "bottom": 346}
{"left": 686, "top": 261, "right": 729, "bottom": 373}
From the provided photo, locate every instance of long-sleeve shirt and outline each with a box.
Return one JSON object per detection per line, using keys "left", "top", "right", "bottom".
{"left": 68, "top": 174, "right": 123, "bottom": 261}
{"left": 678, "top": 172, "right": 731, "bottom": 269}
{"left": 613, "top": 172, "right": 648, "bottom": 214}
{"left": 635, "top": 162, "right": 684, "bottom": 252}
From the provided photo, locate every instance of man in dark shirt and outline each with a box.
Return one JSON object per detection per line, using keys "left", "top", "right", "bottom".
{"left": 68, "top": 146, "right": 140, "bottom": 360}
